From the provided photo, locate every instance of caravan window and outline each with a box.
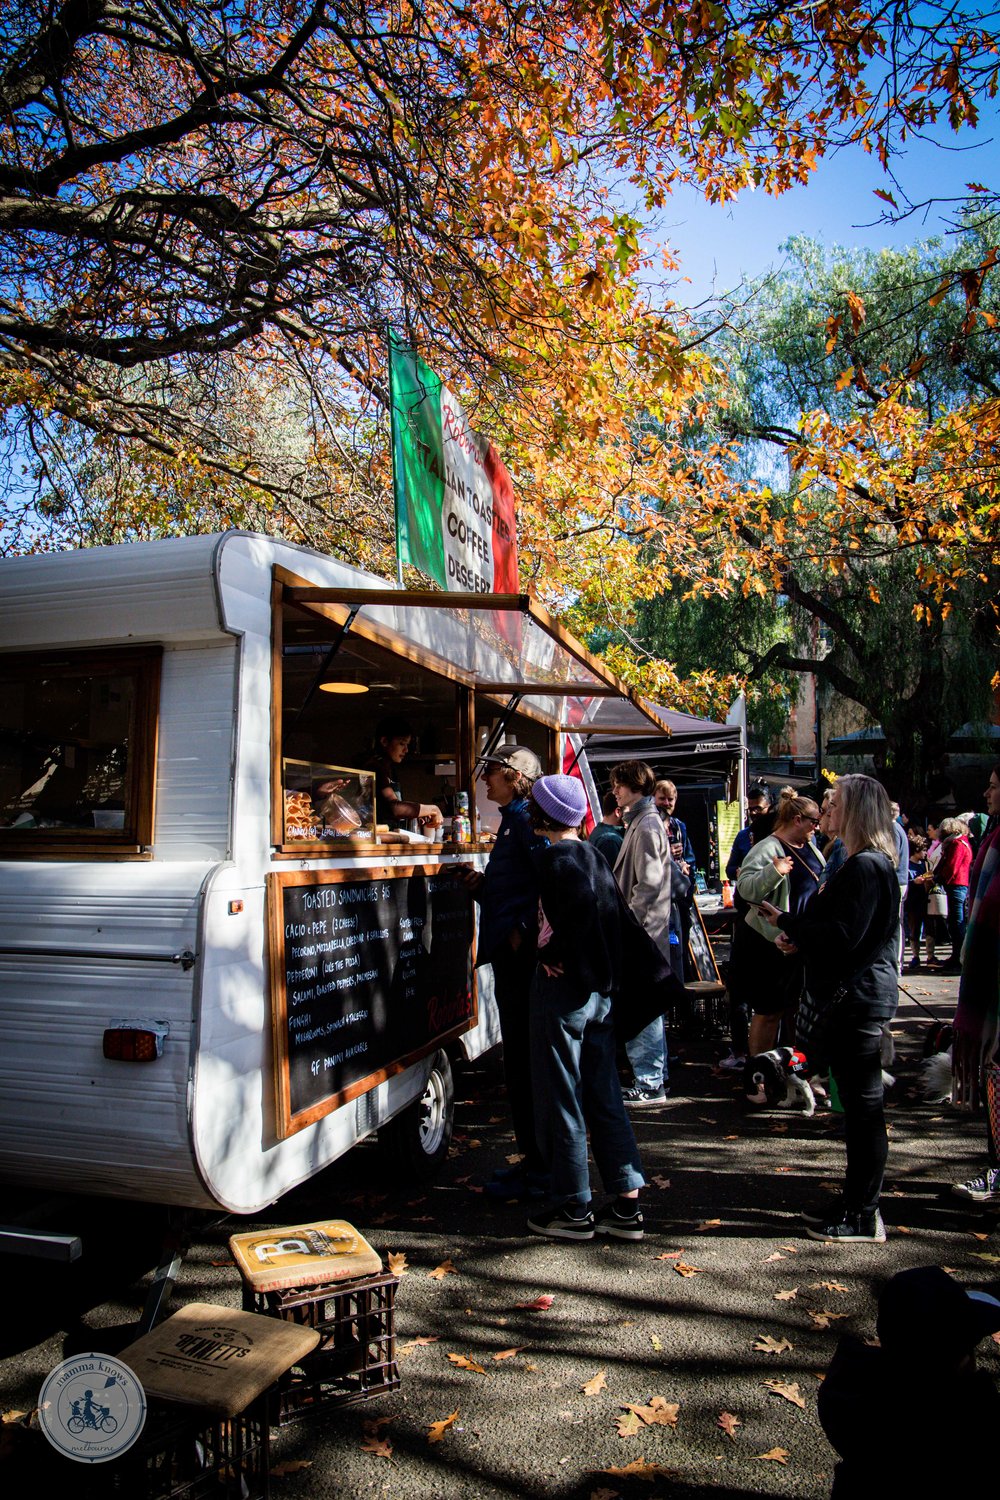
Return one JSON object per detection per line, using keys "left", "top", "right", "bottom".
{"left": 275, "top": 598, "right": 465, "bottom": 849}
{"left": 0, "top": 647, "right": 160, "bottom": 855}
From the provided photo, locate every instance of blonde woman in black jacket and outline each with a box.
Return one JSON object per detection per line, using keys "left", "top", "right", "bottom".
{"left": 760, "top": 775, "right": 900, "bottom": 1245}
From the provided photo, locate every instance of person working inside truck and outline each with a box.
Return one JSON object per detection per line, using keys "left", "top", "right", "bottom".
{"left": 368, "top": 716, "right": 443, "bottom": 831}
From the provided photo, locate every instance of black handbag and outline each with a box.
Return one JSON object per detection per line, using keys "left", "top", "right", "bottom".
{"left": 796, "top": 981, "right": 848, "bottom": 1071}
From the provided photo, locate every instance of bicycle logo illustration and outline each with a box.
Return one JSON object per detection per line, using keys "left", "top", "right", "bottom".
{"left": 67, "top": 1390, "right": 119, "bottom": 1435}
{"left": 39, "top": 1353, "right": 145, "bottom": 1463}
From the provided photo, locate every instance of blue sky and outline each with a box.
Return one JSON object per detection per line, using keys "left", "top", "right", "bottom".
{"left": 658, "top": 109, "right": 999, "bottom": 306}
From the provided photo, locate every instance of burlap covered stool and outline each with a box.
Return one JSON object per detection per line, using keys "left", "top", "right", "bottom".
{"left": 110, "top": 1303, "right": 321, "bottom": 1497}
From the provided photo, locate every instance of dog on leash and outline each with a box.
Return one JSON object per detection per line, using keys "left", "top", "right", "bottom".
{"left": 743, "top": 1048, "right": 817, "bottom": 1116}
{"left": 918, "top": 1021, "right": 953, "bottom": 1103}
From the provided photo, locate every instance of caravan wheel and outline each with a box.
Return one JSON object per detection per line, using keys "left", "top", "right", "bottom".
{"left": 378, "top": 1050, "right": 454, "bottom": 1180}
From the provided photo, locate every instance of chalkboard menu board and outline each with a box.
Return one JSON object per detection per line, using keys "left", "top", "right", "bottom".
{"left": 268, "top": 865, "right": 476, "bottom": 1138}
{"left": 687, "top": 901, "right": 722, "bottom": 985}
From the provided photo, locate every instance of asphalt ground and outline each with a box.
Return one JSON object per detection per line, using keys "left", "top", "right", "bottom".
{"left": 2, "top": 968, "right": 997, "bottom": 1500}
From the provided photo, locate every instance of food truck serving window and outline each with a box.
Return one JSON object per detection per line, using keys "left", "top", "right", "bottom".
{"left": 0, "top": 646, "right": 160, "bottom": 855}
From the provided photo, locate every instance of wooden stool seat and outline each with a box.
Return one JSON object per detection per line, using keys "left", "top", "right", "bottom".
{"left": 229, "top": 1219, "right": 382, "bottom": 1295}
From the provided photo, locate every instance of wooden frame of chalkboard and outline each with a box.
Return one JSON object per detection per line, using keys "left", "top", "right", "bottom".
{"left": 268, "top": 864, "right": 478, "bottom": 1139}
{"left": 687, "top": 901, "right": 723, "bottom": 985}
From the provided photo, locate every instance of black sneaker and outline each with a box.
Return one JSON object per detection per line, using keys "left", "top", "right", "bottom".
{"left": 622, "top": 1084, "right": 668, "bottom": 1107}
{"left": 527, "top": 1206, "right": 596, "bottom": 1241}
{"left": 595, "top": 1203, "right": 644, "bottom": 1241}
{"left": 952, "top": 1166, "right": 1000, "bottom": 1203}
{"left": 806, "top": 1210, "right": 886, "bottom": 1243}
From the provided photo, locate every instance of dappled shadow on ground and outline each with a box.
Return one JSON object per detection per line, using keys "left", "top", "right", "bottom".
{"left": 2, "top": 975, "right": 996, "bottom": 1498}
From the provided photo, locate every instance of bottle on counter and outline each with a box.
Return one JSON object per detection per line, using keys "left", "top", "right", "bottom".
{"left": 451, "top": 790, "right": 471, "bottom": 845}
{"left": 721, "top": 879, "right": 734, "bottom": 908}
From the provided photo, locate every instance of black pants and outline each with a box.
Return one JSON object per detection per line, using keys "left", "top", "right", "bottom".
{"left": 490, "top": 939, "right": 545, "bottom": 1175}
{"left": 828, "top": 1010, "right": 888, "bottom": 1217}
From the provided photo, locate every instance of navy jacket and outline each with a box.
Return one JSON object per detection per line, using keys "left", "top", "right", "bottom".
{"left": 477, "top": 797, "right": 543, "bottom": 965}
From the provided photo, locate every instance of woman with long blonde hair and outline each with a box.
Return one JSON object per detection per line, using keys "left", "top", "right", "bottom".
{"left": 760, "top": 775, "right": 900, "bottom": 1243}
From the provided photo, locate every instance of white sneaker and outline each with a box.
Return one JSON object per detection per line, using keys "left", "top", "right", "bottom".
{"left": 718, "top": 1052, "right": 747, "bottom": 1071}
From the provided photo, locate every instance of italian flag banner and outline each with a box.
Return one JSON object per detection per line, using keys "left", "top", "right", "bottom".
{"left": 390, "top": 333, "right": 519, "bottom": 593}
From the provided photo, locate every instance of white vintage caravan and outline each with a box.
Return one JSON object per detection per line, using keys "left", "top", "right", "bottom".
{"left": 0, "top": 533, "right": 659, "bottom": 1214}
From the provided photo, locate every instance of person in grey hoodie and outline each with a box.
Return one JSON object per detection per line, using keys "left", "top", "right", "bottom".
{"left": 611, "top": 760, "right": 673, "bottom": 1105}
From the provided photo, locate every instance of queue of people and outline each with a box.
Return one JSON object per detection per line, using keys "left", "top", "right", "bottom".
{"left": 463, "top": 743, "right": 999, "bottom": 1253}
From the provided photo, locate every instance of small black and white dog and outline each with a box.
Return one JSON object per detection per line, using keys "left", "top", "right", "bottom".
{"left": 743, "top": 1048, "right": 817, "bottom": 1116}
{"left": 920, "top": 1021, "right": 954, "bottom": 1103}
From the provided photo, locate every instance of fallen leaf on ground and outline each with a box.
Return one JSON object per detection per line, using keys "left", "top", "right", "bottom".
{"left": 649, "top": 1175, "right": 672, "bottom": 1189}
{"left": 650, "top": 1334, "right": 663, "bottom": 1352}
{"left": 972, "top": 1232, "right": 990, "bottom": 1241}
{"left": 774, "top": 1166, "right": 792, "bottom": 1173}
{"left": 271, "top": 1459, "right": 313, "bottom": 1475}
{"left": 723, "top": 1134, "right": 739, "bottom": 1140}
{"left": 696, "top": 1219, "right": 722, "bottom": 1231}
{"left": 808, "top": 1309, "right": 849, "bottom": 1329}
{"left": 493, "top": 1347, "right": 528, "bottom": 1361}
{"left": 399, "top": 1336, "right": 440, "bottom": 1352}
{"left": 753, "top": 1447, "right": 790, "bottom": 1463}
{"left": 506, "top": 1153, "right": 524, "bottom": 1165}
{"left": 360, "top": 1436, "right": 393, "bottom": 1458}
{"left": 654, "top": 1250, "right": 684, "bottom": 1260}
{"left": 516, "top": 1294, "right": 555, "bottom": 1310}
{"left": 780, "top": 1246, "right": 799, "bottom": 1253}
{"left": 972, "top": 1252, "right": 1000, "bottom": 1264}
{"left": 754, "top": 1335, "right": 794, "bottom": 1354}
{"left": 427, "top": 1410, "right": 460, "bottom": 1444}
{"left": 387, "top": 1251, "right": 409, "bottom": 1276}
{"left": 897, "top": 1226, "right": 912, "bottom": 1235}
{"left": 674, "top": 1261, "right": 705, "bottom": 1277}
{"left": 717, "top": 1411, "right": 740, "bottom": 1441}
{"left": 774, "top": 1288, "right": 798, "bottom": 1302}
{"left": 429, "top": 1259, "right": 457, "bottom": 1279}
{"left": 582, "top": 1370, "right": 608, "bottom": 1396}
{"left": 1, "top": 1410, "right": 27, "bottom": 1424}
{"left": 762, "top": 1252, "right": 785, "bottom": 1263}
{"left": 447, "top": 1353, "right": 486, "bottom": 1374}
{"left": 765, "top": 1380, "right": 806, "bottom": 1409}
{"left": 811, "top": 1281, "right": 849, "bottom": 1294}
{"left": 617, "top": 1411, "right": 642, "bottom": 1438}
{"left": 597, "top": 1459, "right": 680, "bottom": 1480}
{"left": 992, "top": 1331, "right": 1000, "bottom": 1347}
{"left": 623, "top": 1397, "right": 679, "bottom": 1427}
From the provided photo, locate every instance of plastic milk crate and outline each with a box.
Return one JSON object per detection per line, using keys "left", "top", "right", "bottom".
{"left": 97, "top": 1396, "right": 271, "bottom": 1500}
{"left": 229, "top": 1219, "right": 401, "bottom": 1424}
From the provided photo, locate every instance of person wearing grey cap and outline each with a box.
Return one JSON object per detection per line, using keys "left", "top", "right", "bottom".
{"left": 458, "top": 744, "right": 548, "bottom": 1200}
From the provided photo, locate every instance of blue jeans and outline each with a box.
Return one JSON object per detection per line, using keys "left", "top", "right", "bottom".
{"left": 625, "top": 1016, "right": 668, "bottom": 1093}
{"left": 946, "top": 885, "right": 968, "bottom": 962}
{"left": 530, "top": 972, "right": 645, "bottom": 1211}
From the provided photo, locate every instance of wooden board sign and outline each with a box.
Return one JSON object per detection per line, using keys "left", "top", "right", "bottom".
{"left": 268, "top": 865, "right": 476, "bottom": 1138}
{"left": 687, "top": 900, "right": 722, "bottom": 985}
